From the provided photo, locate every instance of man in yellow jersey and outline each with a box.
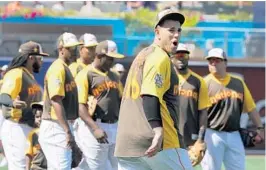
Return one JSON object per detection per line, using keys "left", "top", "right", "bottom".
{"left": 69, "top": 33, "right": 98, "bottom": 78}
{"left": 115, "top": 8, "right": 193, "bottom": 170}
{"left": 39, "top": 32, "right": 82, "bottom": 170}
{"left": 0, "top": 64, "right": 8, "bottom": 167}
{"left": 71, "top": 33, "right": 99, "bottom": 154}
{"left": 201, "top": 48, "right": 264, "bottom": 170}
{"left": 0, "top": 41, "right": 47, "bottom": 170}
{"left": 75, "top": 40, "right": 124, "bottom": 170}
{"left": 171, "top": 43, "right": 211, "bottom": 166}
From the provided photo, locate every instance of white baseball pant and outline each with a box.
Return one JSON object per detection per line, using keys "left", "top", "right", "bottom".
{"left": 117, "top": 148, "right": 193, "bottom": 170}
{"left": 39, "top": 120, "right": 73, "bottom": 170}
{"left": 1, "top": 119, "right": 32, "bottom": 170}
{"left": 0, "top": 109, "right": 5, "bottom": 140}
{"left": 201, "top": 128, "right": 245, "bottom": 170}
{"left": 76, "top": 119, "right": 118, "bottom": 170}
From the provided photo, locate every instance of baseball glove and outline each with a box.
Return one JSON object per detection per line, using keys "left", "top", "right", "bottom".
{"left": 239, "top": 128, "right": 257, "bottom": 148}
{"left": 88, "top": 96, "right": 97, "bottom": 116}
{"left": 71, "top": 142, "right": 83, "bottom": 168}
{"left": 187, "top": 140, "right": 206, "bottom": 167}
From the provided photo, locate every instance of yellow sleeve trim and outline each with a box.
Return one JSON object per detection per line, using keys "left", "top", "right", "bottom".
{"left": 0, "top": 68, "right": 22, "bottom": 99}
{"left": 191, "top": 72, "right": 212, "bottom": 110}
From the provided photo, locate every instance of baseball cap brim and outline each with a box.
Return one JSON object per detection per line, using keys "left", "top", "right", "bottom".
{"left": 205, "top": 56, "right": 226, "bottom": 60}
{"left": 83, "top": 43, "right": 98, "bottom": 47}
{"left": 64, "top": 42, "right": 83, "bottom": 48}
{"left": 107, "top": 52, "right": 125, "bottom": 59}
{"left": 39, "top": 52, "right": 49, "bottom": 56}
{"left": 31, "top": 101, "right": 44, "bottom": 108}
{"left": 155, "top": 12, "right": 185, "bottom": 29}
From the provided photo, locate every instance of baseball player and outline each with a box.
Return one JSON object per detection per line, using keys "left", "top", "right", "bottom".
{"left": 0, "top": 65, "right": 8, "bottom": 167}
{"left": 201, "top": 48, "right": 264, "bottom": 170}
{"left": 38, "top": 32, "right": 82, "bottom": 170}
{"left": 26, "top": 101, "right": 47, "bottom": 170}
{"left": 115, "top": 8, "right": 193, "bottom": 170}
{"left": 171, "top": 43, "right": 211, "bottom": 166}
{"left": 70, "top": 33, "right": 98, "bottom": 148}
{"left": 75, "top": 40, "right": 124, "bottom": 170}
{"left": 111, "top": 63, "right": 126, "bottom": 81}
{"left": 0, "top": 41, "right": 46, "bottom": 170}
{"left": 69, "top": 33, "right": 98, "bottom": 78}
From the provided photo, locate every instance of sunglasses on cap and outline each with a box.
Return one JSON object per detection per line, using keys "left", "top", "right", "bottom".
{"left": 172, "top": 53, "right": 189, "bottom": 59}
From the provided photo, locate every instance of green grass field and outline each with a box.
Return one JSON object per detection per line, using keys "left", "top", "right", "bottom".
{"left": 0, "top": 155, "right": 264, "bottom": 170}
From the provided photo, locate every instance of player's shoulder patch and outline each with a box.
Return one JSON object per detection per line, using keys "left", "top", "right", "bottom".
{"left": 154, "top": 73, "right": 163, "bottom": 88}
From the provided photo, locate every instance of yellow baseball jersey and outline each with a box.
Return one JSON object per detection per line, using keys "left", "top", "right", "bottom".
{"left": 204, "top": 73, "right": 256, "bottom": 131}
{"left": 0, "top": 67, "right": 42, "bottom": 122}
{"left": 75, "top": 65, "right": 123, "bottom": 121}
{"left": 178, "top": 69, "right": 211, "bottom": 146}
{"left": 69, "top": 59, "right": 87, "bottom": 78}
{"left": 26, "top": 128, "right": 47, "bottom": 169}
{"left": 115, "top": 44, "right": 182, "bottom": 157}
{"left": 43, "top": 59, "right": 79, "bottom": 120}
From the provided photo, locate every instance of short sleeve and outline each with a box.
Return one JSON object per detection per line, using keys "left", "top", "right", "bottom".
{"left": 141, "top": 55, "right": 170, "bottom": 101}
{"left": 242, "top": 81, "right": 256, "bottom": 113}
{"left": 69, "top": 63, "right": 78, "bottom": 78}
{"left": 47, "top": 67, "right": 65, "bottom": 99}
{"left": 0, "top": 69, "right": 22, "bottom": 99}
{"left": 198, "top": 78, "right": 212, "bottom": 110}
{"left": 25, "top": 131, "right": 34, "bottom": 157}
{"left": 75, "top": 70, "right": 89, "bottom": 104}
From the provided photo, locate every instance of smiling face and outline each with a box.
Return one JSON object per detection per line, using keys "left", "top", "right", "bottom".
{"left": 155, "top": 20, "right": 182, "bottom": 54}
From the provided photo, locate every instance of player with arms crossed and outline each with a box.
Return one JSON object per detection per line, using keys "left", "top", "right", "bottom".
{"left": 171, "top": 43, "right": 211, "bottom": 167}
{"left": 201, "top": 48, "right": 264, "bottom": 170}
{"left": 115, "top": 8, "right": 193, "bottom": 170}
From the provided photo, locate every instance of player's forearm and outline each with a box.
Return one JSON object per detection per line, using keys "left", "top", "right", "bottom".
{"left": 248, "top": 109, "right": 263, "bottom": 128}
{"left": 79, "top": 103, "right": 99, "bottom": 130}
{"left": 198, "top": 109, "right": 208, "bottom": 140}
{"left": 142, "top": 95, "right": 162, "bottom": 129}
{"left": 51, "top": 97, "right": 71, "bottom": 133}
{"left": 26, "top": 155, "right": 32, "bottom": 170}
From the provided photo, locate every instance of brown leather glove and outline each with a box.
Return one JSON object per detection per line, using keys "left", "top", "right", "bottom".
{"left": 187, "top": 140, "right": 206, "bottom": 166}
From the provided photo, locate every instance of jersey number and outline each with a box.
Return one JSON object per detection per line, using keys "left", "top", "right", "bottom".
{"left": 125, "top": 71, "right": 140, "bottom": 100}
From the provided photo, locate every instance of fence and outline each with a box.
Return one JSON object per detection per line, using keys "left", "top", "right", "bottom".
{"left": 0, "top": 17, "right": 264, "bottom": 58}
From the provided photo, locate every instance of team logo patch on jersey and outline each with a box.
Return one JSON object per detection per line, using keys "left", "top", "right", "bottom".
{"left": 154, "top": 73, "right": 163, "bottom": 88}
{"left": 54, "top": 78, "right": 61, "bottom": 87}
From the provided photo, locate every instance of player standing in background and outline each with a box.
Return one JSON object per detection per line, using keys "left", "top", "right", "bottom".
{"left": 0, "top": 64, "right": 8, "bottom": 167}
{"left": 0, "top": 41, "right": 46, "bottom": 170}
{"left": 26, "top": 101, "right": 47, "bottom": 170}
{"left": 69, "top": 33, "right": 98, "bottom": 78}
{"left": 115, "top": 8, "right": 193, "bottom": 170}
{"left": 75, "top": 40, "right": 124, "bottom": 170}
{"left": 39, "top": 32, "right": 81, "bottom": 170}
{"left": 111, "top": 63, "right": 126, "bottom": 81}
{"left": 201, "top": 48, "right": 264, "bottom": 170}
{"left": 171, "top": 43, "right": 210, "bottom": 166}
{"left": 72, "top": 33, "right": 98, "bottom": 145}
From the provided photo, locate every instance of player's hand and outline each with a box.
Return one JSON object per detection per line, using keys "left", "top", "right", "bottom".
{"left": 254, "top": 129, "right": 265, "bottom": 144}
{"left": 93, "top": 128, "right": 109, "bottom": 144}
{"left": 66, "top": 132, "right": 75, "bottom": 149}
{"left": 13, "top": 96, "right": 27, "bottom": 109}
{"left": 145, "top": 127, "right": 163, "bottom": 157}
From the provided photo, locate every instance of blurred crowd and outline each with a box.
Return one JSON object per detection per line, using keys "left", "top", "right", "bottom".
{"left": 1, "top": 1, "right": 253, "bottom": 18}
